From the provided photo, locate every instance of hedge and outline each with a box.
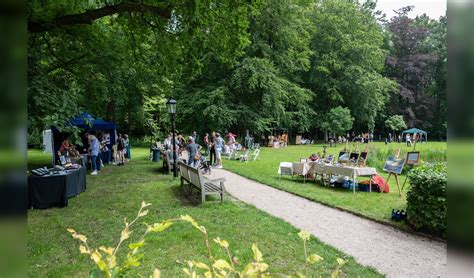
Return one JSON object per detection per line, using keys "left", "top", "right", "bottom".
{"left": 406, "top": 162, "right": 447, "bottom": 238}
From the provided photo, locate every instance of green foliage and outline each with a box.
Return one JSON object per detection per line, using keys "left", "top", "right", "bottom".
{"left": 27, "top": 0, "right": 446, "bottom": 144}
{"left": 27, "top": 0, "right": 255, "bottom": 142}
{"left": 384, "top": 115, "right": 407, "bottom": 132}
{"left": 319, "top": 106, "right": 354, "bottom": 136}
{"left": 143, "top": 94, "right": 170, "bottom": 140}
{"left": 68, "top": 201, "right": 346, "bottom": 277}
{"left": 306, "top": 0, "right": 396, "bottom": 131}
{"left": 406, "top": 162, "right": 447, "bottom": 237}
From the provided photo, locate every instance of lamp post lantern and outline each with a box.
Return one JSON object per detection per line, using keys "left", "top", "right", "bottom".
{"left": 167, "top": 97, "right": 178, "bottom": 178}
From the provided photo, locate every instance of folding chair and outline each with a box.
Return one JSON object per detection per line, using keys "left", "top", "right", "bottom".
{"left": 240, "top": 149, "right": 250, "bottom": 163}
{"left": 251, "top": 148, "right": 260, "bottom": 161}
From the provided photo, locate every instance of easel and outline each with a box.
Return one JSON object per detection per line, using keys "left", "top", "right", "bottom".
{"left": 358, "top": 143, "right": 369, "bottom": 167}
{"left": 385, "top": 149, "right": 402, "bottom": 197}
{"left": 401, "top": 137, "right": 420, "bottom": 190}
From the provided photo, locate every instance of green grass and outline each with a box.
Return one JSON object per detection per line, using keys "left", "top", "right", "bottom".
{"left": 27, "top": 148, "right": 381, "bottom": 277}
{"left": 223, "top": 142, "right": 446, "bottom": 230}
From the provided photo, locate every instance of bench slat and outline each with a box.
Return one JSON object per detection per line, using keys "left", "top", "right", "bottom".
{"left": 179, "top": 162, "right": 224, "bottom": 203}
{"left": 204, "top": 182, "right": 221, "bottom": 192}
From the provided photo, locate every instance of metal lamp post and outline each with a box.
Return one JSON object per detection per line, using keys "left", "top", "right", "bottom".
{"left": 167, "top": 97, "right": 178, "bottom": 178}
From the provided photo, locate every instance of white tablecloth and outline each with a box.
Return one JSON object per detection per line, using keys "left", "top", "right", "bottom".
{"left": 277, "top": 162, "right": 377, "bottom": 193}
{"left": 321, "top": 165, "right": 377, "bottom": 178}
{"left": 277, "top": 162, "right": 293, "bottom": 174}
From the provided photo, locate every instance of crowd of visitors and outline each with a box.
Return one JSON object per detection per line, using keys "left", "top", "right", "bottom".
{"left": 161, "top": 130, "right": 245, "bottom": 170}
{"left": 73, "top": 131, "right": 133, "bottom": 175}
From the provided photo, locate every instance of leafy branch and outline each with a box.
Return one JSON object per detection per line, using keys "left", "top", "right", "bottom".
{"left": 68, "top": 202, "right": 348, "bottom": 277}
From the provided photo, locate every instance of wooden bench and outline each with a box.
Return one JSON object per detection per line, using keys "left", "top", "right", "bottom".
{"left": 179, "top": 161, "right": 225, "bottom": 203}
{"left": 162, "top": 150, "right": 178, "bottom": 174}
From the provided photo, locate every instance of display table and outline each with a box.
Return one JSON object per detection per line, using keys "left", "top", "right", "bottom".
{"left": 277, "top": 162, "right": 377, "bottom": 193}
{"left": 320, "top": 165, "right": 377, "bottom": 193}
{"left": 28, "top": 167, "right": 87, "bottom": 209}
{"left": 100, "top": 150, "right": 112, "bottom": 164}
{"left": 71, "top": 155, "right": 87, "bottom": 167}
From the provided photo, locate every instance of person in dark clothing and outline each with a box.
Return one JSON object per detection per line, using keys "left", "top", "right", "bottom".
{"left": 209, "top": 131, "right": 216, "bottom": 165}
{"left": 116, "top": 133, "right": 126, "bottom": 166}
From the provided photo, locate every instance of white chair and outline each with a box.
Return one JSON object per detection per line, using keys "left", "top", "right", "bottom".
{"left": 251, "top": 148, "right": 260, "bottom": 161}
{"left": 240, "top": 149, "right": 250, "bottom": 163}
{"left": 279, "top": 162, "right": 293, "bottom": 179}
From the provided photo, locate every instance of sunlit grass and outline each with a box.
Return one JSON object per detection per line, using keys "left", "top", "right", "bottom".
{"left": 27, "top": 148, "right": 381, "bottom": 277}
{"left": 223, "top": 142, "right": 446, "bottom": 229}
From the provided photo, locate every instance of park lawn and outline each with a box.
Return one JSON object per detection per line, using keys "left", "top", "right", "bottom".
{"left": 223, "top": 142, "right": 446, "bottom": 229}
{"left": 27, "top": 148, "right": 381, "bottom": 277}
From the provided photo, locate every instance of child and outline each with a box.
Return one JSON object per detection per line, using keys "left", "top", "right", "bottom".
{"left": 199, "top": 154, "right": 211, "bottom": 175}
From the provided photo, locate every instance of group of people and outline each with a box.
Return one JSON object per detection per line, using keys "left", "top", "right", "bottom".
{"left": 84, "top": 132, "right": 131, "bottom": 175}
{"left": 385, "top": 132, "right": 425, "bottom": 146}
{"left": 163, "top": 131, "right": 231, "bottom": 169}
{"left": 268, "top": 133, "right": 289, "bottom": 147}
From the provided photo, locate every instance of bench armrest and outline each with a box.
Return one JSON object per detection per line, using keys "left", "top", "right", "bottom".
{"left": 210, "top": 178, "right": 226, "bottom": 183}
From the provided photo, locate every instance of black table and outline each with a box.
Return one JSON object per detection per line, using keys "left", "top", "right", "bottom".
{"left": 28, "top": 167, "right": 87, "bottom": 209}
{"left": 100, "top": 150, "right": 112, "bottom": 164}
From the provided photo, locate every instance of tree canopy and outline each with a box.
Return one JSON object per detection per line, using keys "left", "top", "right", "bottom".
{"left": 385, "top": 115, "right": 407, "bottom": 132}
{"left": 27, "top": 0, "right": 447, "bottom": 146}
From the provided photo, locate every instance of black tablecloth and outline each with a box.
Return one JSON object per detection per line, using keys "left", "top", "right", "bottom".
{"left": 28, "top": 167, "right": 87, "bottom": 209}
{"left": 100, "top": 150, "right": 112, "bottom": 164}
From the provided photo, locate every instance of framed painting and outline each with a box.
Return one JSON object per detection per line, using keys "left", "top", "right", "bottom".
{"left": 338, "top": 151, "right": 349, "bottom": 163}
{"left": 406, "top": 151, "right": 420, "bottom": 166}
{"left": 349, "top": 152, "right": 359, "bottom": 163}
{"left": 383, "top": 155, "right": 405, "bottom": 174}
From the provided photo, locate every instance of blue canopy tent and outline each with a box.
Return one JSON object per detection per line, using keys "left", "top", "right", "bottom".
{"left": 402, "top": 128, "right": 428, "bottom": 141}
{"left": 52, "top": 113, "right": 117, "bottom": 165}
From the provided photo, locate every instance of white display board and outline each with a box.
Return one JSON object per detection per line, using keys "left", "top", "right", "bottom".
{"left": 42, "top": 129, "right": 52, "bottom": 153}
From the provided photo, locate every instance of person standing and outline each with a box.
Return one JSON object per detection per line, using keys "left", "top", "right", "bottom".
{"left": 203, "top": 133, "right": 210, "bottom": 156}
{"left": 124, "top": 134, "right": 131, "bottom": 161}
{"left": 192, "top": 131, "right": 198, "bottom": 144}
{"left": 116, "top": 134, "right": 126, "bottom": 166}
{"left": 164, "top": 133, "right": 172, "bottom": 150}
{"left": 86, "top": 133, "right": 101, "bottom": 175}
{"left": 406, "top": 134, "right": 411, "bottom": 147}
{"left": 186, "top": 137, "right": 200, "bottom": 167}
{"left": 214, "top": 133, "right": 224, "bottom": 169}
{"left": 210, "top": 131, "right": 216, "bottom": 166}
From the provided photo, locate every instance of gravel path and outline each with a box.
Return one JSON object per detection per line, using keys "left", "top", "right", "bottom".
{"left": 210, "top": 168, "right": 446, "bottom": 277}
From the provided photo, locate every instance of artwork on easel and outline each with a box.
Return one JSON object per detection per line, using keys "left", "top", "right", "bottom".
{"left": 406, "top": 151, "right": 420, "bottom": 166}
{"left": 383, "top": 150, "right": 405, "bottom": 197}
{"left": 358, "top": 151, "right": 368, "bottom": 167}
{"left": 383, "top": 156, "right": 405, "bottom": 175}
{"left": 349, "top": 152, "right": 359, "bottom": 163}
{"left": 338, "top": 151, "right": 349, "bottom": 163}
{"left": 324, "top": 154, "right": 334, "bottom": 164}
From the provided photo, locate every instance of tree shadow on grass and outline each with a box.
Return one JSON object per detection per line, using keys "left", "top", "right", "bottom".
{"left": 170, "top": 184, "right": 197, "bottom": 207}
{"left": 170, "top": 184, "right": 223, "bottom": 207}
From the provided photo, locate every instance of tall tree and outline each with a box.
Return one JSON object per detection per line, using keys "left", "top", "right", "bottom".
{"left": 176, "top": 0, "right": 315, "bottom": 136}
{"left": 27, "top": 0, "right": 255, "bottom": 146}
{"left": 384, "top": 6, "right": 438, "bottom": 129}
{"left": 306, "top": 0, "right": 395, "bottom": 132}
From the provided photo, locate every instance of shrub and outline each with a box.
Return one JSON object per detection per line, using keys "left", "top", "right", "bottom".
{"left": 406, "top": 162, "right": 447, "bottom": 237}
{"left": 68, "top": 202, "right": 347, "bottom": 277}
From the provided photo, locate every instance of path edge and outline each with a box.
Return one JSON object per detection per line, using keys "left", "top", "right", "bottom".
{"left": 221, "top": 168, "right": 446, "bottom": 244}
